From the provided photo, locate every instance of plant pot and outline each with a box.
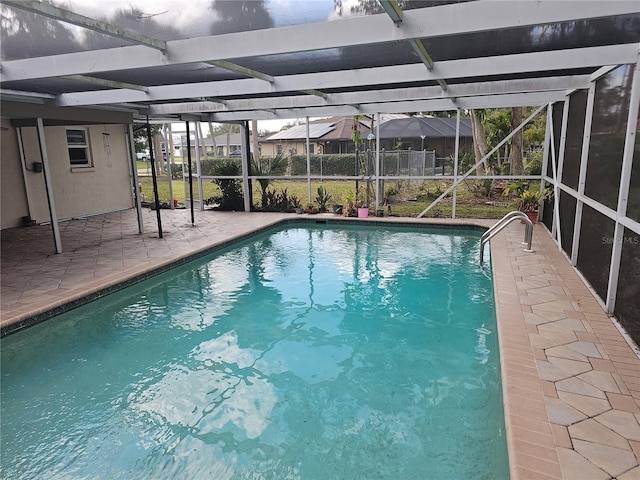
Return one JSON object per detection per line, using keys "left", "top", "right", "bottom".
{"left": 332, "top": 204, "right": 343, "bottom": 214}
{"left": 375, "top": 209, "right": 384, "bottom": 217}
{"left": 295, "top": 207, "right": 304, "bottom": 214}
{"left": 305, "top": 207, "right": 318, "bottom": 214}
{"left": 521, "top": 211, "right": 538, "bottom": 224}
{"left": 357, "top": 207, "right": 369, "bottom": 218}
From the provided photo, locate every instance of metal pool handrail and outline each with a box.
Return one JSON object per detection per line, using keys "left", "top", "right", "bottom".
{"left": 480, "top": 211, "right": 534, "bottom": 265}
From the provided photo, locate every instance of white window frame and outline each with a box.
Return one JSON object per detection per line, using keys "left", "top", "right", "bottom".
{"left": 66, "top": 128, "right": 92, "bottom": 167}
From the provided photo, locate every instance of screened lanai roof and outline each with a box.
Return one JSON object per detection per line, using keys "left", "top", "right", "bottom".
{"left": 1, "top": 0, "right": 640, "bottom": 123}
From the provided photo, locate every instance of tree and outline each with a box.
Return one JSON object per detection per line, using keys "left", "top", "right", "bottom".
{"left": 470, "top": 110, "right": 489, "bottom": 175}
{"left": 82, "top": 6, "right": 181, "bottom": 50}
{"left": 251, "top": 152, "right": 288, "bottom": 207}
{"left": 509, "top": 107, "right": 524, "bottom": 175}
{"left": 483, "top": 109, "right": 511, "bottom": 171}
{"left": 251, "top": 120, "right": 260, "bottom": 162}
{"left": 351, "top": 115, "right": 364, "bottom": 150}
{"left": 210, "top": 1, "right": 273, "bottom": 34}
{"left": 1, "top": 1, "right": 80, "bottom": 60}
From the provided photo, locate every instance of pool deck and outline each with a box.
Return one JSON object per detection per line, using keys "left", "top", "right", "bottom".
{"left": 1, "top": 208, "right": 639, "bottom": 479}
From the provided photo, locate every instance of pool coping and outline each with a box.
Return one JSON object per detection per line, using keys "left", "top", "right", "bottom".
{"left": 2, "top": 213, "right": 639, "bottom": 479}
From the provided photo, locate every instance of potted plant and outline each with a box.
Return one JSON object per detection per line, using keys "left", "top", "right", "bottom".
{"left": 355, "top": 185, "right": 369, "bottom": 218}
{"left": 304, "top": 203, "right": 318, "bottom": 214}
{"left": 342, "top": 192, "right": 358, "bottom": 217}
{"left": 315, "top": 186, "right": 332, "bottom": 213}
{"left": 385, "top": 185, "right": 399, "bottom": 204}
{"left": 519, "top": 188, "right": 550, "bottom": 223}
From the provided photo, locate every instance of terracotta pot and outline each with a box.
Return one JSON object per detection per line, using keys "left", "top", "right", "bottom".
{"left": 522, "top": 211, "right": 538, "bottom": 224}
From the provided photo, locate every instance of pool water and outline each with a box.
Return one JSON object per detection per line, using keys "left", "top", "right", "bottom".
{"left": 1, "top": 224, "right": 508, "bottom": 479}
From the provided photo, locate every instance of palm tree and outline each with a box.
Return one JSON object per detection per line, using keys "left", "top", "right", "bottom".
{"left": 251, "top": 152, "right": 288, "bottom": 207}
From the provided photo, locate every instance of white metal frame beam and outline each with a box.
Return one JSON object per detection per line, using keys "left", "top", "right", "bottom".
{"left": 52, "top": 45, "right": 634, "bottom": 109}
{"left": 147, "top": 75, "right": 591, "bottom": 116}
{"left": 202, "top": 91, "right": 567, "bottom": 122}
{"left": 61, "top": 75, "right": 148, "bottom": 92}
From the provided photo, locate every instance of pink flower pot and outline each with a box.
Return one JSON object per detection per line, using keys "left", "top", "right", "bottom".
{"left": 357, "top": 207, "right": 369, "bottom": 218}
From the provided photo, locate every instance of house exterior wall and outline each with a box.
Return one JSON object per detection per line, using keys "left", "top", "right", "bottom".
{"left": 11, "top": 124, "right": 133, "bottom": 225}
{"left": 1, "top": 119, "right": 30, "bottom": 229}
{"left": 260, "top": 140, "right": 323, "bottom": 157}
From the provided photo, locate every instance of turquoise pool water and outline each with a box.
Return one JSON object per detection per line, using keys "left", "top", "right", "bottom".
{"left": 1, "top": 224, "right": 508, "bottom": 479}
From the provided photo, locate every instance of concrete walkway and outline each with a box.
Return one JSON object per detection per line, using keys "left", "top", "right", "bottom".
{"left": 1, "top": 208, "right": 639, "bottom": 479}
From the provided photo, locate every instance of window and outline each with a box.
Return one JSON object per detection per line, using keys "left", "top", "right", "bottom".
{"left": 305, "top": 144, "right": 315, "bottom": 154}
{"left": 276, "top": 144, "right": 283, "bottom": 154}
{"left": 66, "top": 128, "right": 91, "bottom": 166}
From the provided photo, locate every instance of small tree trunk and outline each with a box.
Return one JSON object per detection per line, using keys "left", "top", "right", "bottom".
{"left": 509, "top": 106, "right": 524, "bottom": 175}
{"left": 471, "top": 110, "right": 489, "bottom": 175}
{"left": 166, "top": 123, "right": 174, "bottom": 170}
{"left": 208, "top": 122, "right": 217, "bottom": 156}
{"left": 153, "top": 132, "right": 164, "bottom": 173}
{"left": 251, "top": 120, "right": 260, "bottom": 162}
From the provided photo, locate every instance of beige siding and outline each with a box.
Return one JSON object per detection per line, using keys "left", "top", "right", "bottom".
{"left": 13, "top": 124, "right": 133, "bottom": 225}
{"left": 0, "top": 119, "right": 30, "bottom": 229}
{"left": 260, "top": 140, "right": 323, "bottom": 157}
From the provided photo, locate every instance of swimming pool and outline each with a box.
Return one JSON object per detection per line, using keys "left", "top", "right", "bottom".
{"left": 1, "top": 223, "right": 508, "bottom": 479}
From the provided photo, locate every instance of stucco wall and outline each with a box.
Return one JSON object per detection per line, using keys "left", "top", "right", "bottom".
{"left": 11, "top": 124, "right": 134, "bottom": 225}
{"left": 0, "top": 119, "right": 30, "bottom": 229}
{"left": 260, "top": 140, "right": 322, "bottom": 157}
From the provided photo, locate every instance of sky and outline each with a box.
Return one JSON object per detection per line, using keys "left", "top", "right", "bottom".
{"left": 65, "top": 0, "right": 349, "bottom": 34}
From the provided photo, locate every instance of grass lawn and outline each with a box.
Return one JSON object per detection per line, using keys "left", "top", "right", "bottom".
{"left": 136, "top": 161, "right": 150, "bottom": 172}
{"left": 138, "top": 177, "right": 520, "bottom": 218}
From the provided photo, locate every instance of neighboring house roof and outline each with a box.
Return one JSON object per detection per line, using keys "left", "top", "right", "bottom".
{"left": 265, "top": 122, "right": 335, "bottom": 141}
{"left": 264, "top": 116, "right": 371, "bottom": 142}
{"left": 378, "top": 117, "right": 473, "bottom": 139}
{"left": 264, "top": 115, "right": 471, "bottom": 143}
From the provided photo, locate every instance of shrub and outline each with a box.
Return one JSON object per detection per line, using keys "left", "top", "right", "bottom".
{"left": 210, "top": 160, "right": 244, "bottom": 210}
{"left": 315, "top": 185, "right": 332, "bottom": 212}
{"left": 258, "top": 188, "right": 301, "bottom": 212}
{"left": 252, "top": 152, "right": 288, "bottom": 206}
{"left": 170, "top": 164, "right": 183, "bottom": 179}
{"left": 525, "top": 152, "right": 543, "bottom": 175}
